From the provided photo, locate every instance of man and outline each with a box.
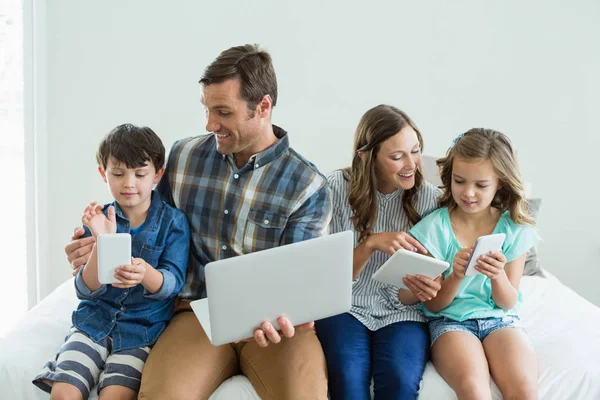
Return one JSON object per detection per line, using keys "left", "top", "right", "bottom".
{"left": 65, "top": 44, "right": 331, "bottom": 399}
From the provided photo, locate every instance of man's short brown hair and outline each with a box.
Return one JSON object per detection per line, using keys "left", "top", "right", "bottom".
{"left": 199, "top": 44, "right": 278, "bottom": 113}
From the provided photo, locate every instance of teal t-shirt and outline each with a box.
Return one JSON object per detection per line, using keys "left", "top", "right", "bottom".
{"left": 409, "top": 207, "right": 540, "bottom": 321}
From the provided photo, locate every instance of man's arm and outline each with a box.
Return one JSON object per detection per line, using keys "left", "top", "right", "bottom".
{"left": 280, "top": 184, "right": 332, "bottom": 246}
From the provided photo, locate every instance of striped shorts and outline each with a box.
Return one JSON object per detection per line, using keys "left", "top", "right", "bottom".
{"left": 32, "top": 327, "right": 150, "bottom": 399}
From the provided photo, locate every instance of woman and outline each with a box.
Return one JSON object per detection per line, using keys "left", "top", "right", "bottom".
{"left": 315, "top": 105, "right": 442, "bottom": 399}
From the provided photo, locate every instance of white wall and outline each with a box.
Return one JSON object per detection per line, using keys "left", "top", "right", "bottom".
{"left": 37, "top": 0, "right": 600, "bottom": 305}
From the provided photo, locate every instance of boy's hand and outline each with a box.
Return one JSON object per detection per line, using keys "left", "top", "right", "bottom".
{"left": 81, "top": 202, "right": 117, "bottom": 238}
{"left": 112, "top": 257, "right": 148, "bottom": 288}
{"left": 474, "top": 250, "right": 507, "bottom": 279}
{"left": 452, "top": 247, "right": 472, "bottom": 280}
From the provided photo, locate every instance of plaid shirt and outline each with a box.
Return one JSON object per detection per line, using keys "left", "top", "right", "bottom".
{"left": 157, "top": 125, "right": 332, "bottom": 299}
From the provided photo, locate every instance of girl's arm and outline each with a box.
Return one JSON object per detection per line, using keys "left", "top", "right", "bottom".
{"left": 424, "top": 247, "right": 471, "bottom": 312}
{"left": 423, "top": 274, "right": 461, "bottom": 312}
{"left": 486, "top": 253, "right": 525, "bottom": 309}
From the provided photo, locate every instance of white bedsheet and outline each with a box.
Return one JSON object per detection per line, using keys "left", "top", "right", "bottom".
{"left": 1, "top": 272, "right": 599, "bottom": 400}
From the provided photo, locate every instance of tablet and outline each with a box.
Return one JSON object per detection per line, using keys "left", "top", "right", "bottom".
{"left": 371, "top": 249, "right": 450, "bottom": 289}
{"left": 190, "top": 230, "right": 353, "bottom": 346}
{"left": 97, "top": 233, "right": 131, "bottom": 284}
{"left": 465, "top": 233, "right": 506, "bottom": 276}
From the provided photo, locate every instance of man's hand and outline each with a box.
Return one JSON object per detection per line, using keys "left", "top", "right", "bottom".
{"left": 242, "top": 317, "right": 314, "bottom": 348}
{"left": 65, "top": 227, "right": 95, "bottom": 276}
{"left": 112, "top": 257, "right": 148, "bottom": 289}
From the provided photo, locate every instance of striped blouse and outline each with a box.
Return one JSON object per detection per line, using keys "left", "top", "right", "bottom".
{"left": 327, "top": 169, "right": 441, "bottom": 329}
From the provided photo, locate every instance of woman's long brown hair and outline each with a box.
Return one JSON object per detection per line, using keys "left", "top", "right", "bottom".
{"left": 343, "top": 105, "right": 425, "bottom": 242}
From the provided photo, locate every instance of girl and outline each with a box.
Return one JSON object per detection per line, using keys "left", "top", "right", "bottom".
{"left": 315, "top": 105, "right": 442, "bottom": 399}
{"left": 409, "top": 128, "right": 540, "bottom": 400}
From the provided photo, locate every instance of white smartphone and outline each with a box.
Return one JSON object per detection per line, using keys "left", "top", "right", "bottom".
{"left": 371, "top": 249, "right": 450, "bottom": 289}
{"left": 97, "top": 233, "right": 131, "bottom": 284}
{"left": 465, "top": 233, "right": 506, "bottom": 276}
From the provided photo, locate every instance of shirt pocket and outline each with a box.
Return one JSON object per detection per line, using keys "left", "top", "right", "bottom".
{"left": 242, "top": 210, "right": 288, "bottom": 253}
{"left": 139, "top": 243, "right": 165, "bottom": 268}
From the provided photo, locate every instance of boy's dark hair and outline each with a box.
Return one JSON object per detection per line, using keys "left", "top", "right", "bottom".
{"left": 96, "top": 123, "right": 165, "bottom": 172}
{"left": 199, "top": 44, "right": 278, "bottom": 116}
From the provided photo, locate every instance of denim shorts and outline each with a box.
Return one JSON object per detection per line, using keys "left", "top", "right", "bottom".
{"left": 428, "top": 315, "right": 524, "bottom": 346}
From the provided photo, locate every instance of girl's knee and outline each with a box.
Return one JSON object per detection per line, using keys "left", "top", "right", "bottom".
{"left": 503, "top": 380, "right": 538, "bottom": 400}
{"left": 456, "top": 377, "right": 492, "bottom": 400}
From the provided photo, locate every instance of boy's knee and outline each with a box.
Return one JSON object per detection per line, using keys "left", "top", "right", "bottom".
{"left": 50, "top": 383, "right": 84, "bottom": 400}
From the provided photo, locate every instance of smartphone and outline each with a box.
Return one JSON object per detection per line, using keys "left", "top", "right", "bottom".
{"left": 97, "top": 233, "right": 131, "bottom": 284}
{"left": 465, "top": 233, "right": 506, "bottom": 276}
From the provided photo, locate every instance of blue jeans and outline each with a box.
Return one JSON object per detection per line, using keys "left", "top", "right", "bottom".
{"left": 315, "top": 313, "right": 430, "bottom": 400}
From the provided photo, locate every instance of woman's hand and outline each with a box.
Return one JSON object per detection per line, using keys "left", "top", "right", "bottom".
{"left": 366, "top": 232, "right": 428, "bottom": 255}
{"left": 402, "top": 275, "right": 442, "bottom": 302}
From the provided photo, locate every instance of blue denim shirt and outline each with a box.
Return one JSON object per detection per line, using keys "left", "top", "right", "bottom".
{"left": 73, "top": 191, "right": 190, "bottom": 351}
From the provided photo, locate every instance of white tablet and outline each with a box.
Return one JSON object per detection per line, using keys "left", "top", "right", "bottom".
{"left": 97, "top": 233, "right": 131, "bottom": 284}
{"left": 465, "top": 233, "right": 506, "bottom": 276}
{"left": 190, "top": 230, "right": 353, "bottom": 346}
{"left": 371, "top": 249, "right": 450, "bottom": 289}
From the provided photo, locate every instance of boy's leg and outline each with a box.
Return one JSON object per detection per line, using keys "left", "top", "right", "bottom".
{"left": 33, "top": 328, "right": 107, "bottom": 400}
{"left": 97, "top": 345, "right": 150, "bottom": 398}
{"left": 138, "top": 304, "right": 239, "bottom": 400}
{"left": 315, "top": 313, "right": 371, "bottom": 399}
{"left": 431, "top": 325, "right": 492, "bottom": 399}
{"left": 238, "top": 325, "right": 328, "bottom": 400}
{"left": 483, "top": 327, "right": 538, "bottom": 400}
{"left": 49, "top": 382, "right": 84, "bottom": 400}
{"left": 98, "top": 386, "right": 136, "bottom": 400}
{"left": 372, "top": 321, "right": 429, "bottom": 400}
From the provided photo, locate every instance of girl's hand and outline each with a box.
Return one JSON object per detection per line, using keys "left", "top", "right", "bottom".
{"left": 366, "top": 232, "right": 428, "bottom": 255}
{"left": 402, "top": 274, "right": 442, "bottom": 302}
{"left": 452, "top": 247, "right": 472, "bottom": 280}
{"left": 475, "top": 250, "right": 507, "bottom": 279}
{"left": 112, "top": 257, "right": 148, "bottom": 288}
{"left": 81, "top": 202, "right": 117, "bottom": 238}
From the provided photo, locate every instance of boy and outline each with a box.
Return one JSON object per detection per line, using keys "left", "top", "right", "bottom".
{"left": 33, "top": 123, "right": 190, "bottom": 400}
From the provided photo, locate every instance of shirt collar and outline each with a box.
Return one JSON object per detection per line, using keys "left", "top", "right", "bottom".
{"left": 112, "top": 191, "right": 162, "bottom": 231}
{"left": 222, "top": 125, "right": 289, "bottom": 170}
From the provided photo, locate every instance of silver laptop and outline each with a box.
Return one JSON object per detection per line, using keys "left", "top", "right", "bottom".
{"left": 190, "top": 230, "right": 353, "bottom": 346}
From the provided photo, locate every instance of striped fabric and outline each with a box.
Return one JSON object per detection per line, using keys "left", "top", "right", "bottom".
{"left": 32, "top": 327, "right": 150, "bottom": 399}
{"left": 327, "top": 170, "right": 441, "bottom": 330}
{"left": 157, "top": 126, "right": 332, "bottom": 300}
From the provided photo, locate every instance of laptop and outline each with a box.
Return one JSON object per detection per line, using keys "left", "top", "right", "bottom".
{"left": 190, "top": 230, "right": 353, "bottom": 346}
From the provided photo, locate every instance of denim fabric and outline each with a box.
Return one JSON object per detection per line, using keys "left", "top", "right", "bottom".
{"left": 428, "top": 315, "right": 524, "bottom": 345}
{"left": 73, "top": 191, "right": 190, "bottom": 351}
{"left": 316, "top": 313, "right": 430, "bottom": 400}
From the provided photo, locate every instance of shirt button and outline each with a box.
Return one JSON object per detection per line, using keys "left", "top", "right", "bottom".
{"left": 234, "top": 174, "right": 239, "bottom": 179}
{"left": 224, "top": 209, "right": 229, "bottom": 215}
{"left": 255, "top": 163, "right": 260, "bottom": 169}
{"left": 264, "top": 219, "right": 269, "bottom": 225}
{"left": 222, "top": 245, "right": 227, "bottom": 251}
{"left": 120, "top": 306, "right": 125, "bottom": 312}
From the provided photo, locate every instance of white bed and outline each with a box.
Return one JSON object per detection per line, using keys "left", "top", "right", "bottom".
{"left": 1, "top": 270, "right": 599, "bottom": 400}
